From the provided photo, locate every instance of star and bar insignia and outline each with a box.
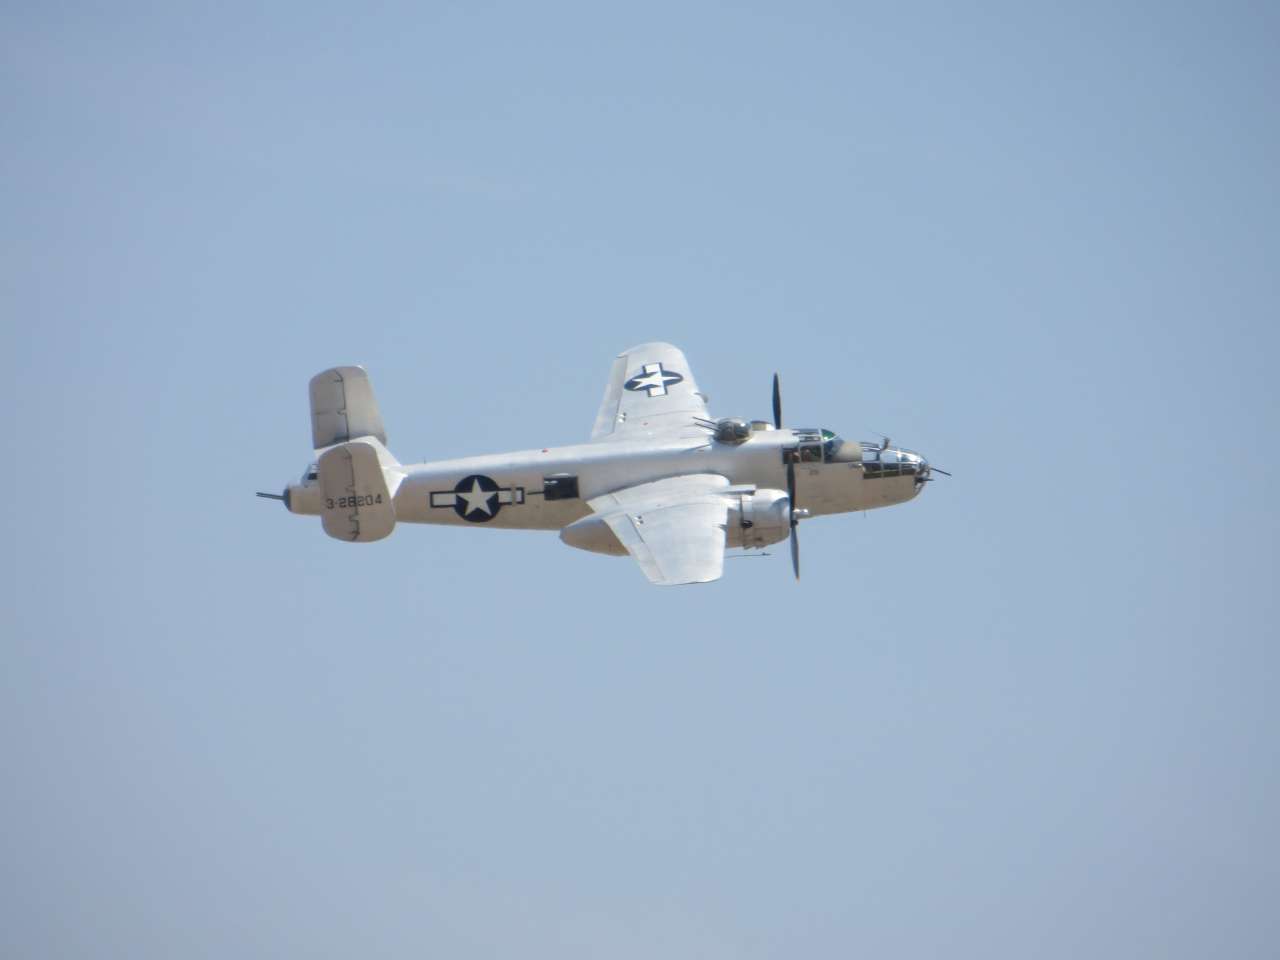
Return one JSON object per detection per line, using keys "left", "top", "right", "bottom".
{"left": 429, "top": 474, "right": 525, "bottom": 522}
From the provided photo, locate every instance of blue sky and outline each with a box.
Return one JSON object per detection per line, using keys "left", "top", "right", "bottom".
{"left": 4, "top": 3, "right": 1277, "bottom": 957}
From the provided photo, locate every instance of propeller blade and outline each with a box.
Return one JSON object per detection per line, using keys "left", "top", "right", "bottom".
{"left": 790, "top": 524, "right": 800, "bottom": 580}
{"left": 786, "top": 459, "right": 799, "bottom": 580}
{"left": 930, "top": 467, "right": 952, "bottom": 477}
{"left": 256, "top": 491, "right": 286, "bottom": 500}
{"left": 776, "top": 374, "right": 799, "bottom": 578}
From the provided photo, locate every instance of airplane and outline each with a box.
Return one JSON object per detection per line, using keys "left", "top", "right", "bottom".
{"left": 258, "top": 342, "right": 945, "bottom": 585}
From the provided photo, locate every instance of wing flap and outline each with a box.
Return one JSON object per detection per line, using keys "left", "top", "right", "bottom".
{"left": 588, "top": 474, "right": 729, "bottom": 585}
{"left": 591, "top": 354, "right": 628, "bottom": 440}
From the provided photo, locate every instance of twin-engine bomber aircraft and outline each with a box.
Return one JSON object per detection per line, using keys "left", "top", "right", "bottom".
{"left": 258, "top": 343, "right": 944, "bottom": 585}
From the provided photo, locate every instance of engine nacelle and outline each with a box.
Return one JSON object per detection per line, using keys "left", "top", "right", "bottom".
{"left": 727, "top": 488, "right": 792, "bottom": 550}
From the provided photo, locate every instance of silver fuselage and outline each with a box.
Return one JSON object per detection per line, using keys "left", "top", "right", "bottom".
{"left": 290, "top": 427, "right": 925, "bottom": 531}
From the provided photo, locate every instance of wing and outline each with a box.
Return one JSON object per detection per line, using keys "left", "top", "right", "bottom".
{"left": 587, "top": 474, "right": 729, "bottom": 585}
{"left": 591, "top": 342, "right": 710, "bottom": 441}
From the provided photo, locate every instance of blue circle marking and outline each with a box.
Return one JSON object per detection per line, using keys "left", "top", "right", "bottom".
{"left": 452, "top": 474, "right": 501, "bottom": 522}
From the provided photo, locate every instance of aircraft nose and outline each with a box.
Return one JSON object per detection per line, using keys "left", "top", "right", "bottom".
{"left": 911, "top": 451, "right": 950, "bottom": 488}
{"left": 908, "top": 452, "right": 931, "bottom": 488}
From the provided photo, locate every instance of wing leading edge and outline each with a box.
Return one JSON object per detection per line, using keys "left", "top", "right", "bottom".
{"left": 587, "top": 474, "right": 730, "bottom": 585}
{"left": 590, "top": 342, "right": 710, "bottom": 441}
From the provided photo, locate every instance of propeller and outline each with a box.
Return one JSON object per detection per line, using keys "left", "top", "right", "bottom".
{"left": 774, "top": 371, "right": 801, "bottom": 580}
{"left": 786, "top": 457, "right": 800, "bottom": 580}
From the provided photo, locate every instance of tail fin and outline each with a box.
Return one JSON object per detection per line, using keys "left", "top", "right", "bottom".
{"left": 309, "top": 366, "right": 403, "bottom": 542}
{"left": 310, "top": 366, "right": 387, "bottom": 450}
{"left": 317, "top": 437, "right": 404, "bottom": 542}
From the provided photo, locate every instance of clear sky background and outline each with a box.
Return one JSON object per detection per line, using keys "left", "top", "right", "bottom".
{"left": 3, "top": 3, "right": 1277, "bottom": 957}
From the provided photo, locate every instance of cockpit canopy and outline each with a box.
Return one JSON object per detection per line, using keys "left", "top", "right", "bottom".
{"left": 792, "top": 428, "right": 864, "bottom": 463}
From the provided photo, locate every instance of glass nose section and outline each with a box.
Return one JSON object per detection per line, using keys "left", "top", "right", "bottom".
{"left": 898, "top": 450, "right": 928, "bottom": 477}
{"left": 860, "top": 445, "right": 928, "bottom": 479}
{"left": 899, "top": 452, "right": 925, "bottom": 478}
{"left": 911, "top": 453, "right": 931, "bottom": 484}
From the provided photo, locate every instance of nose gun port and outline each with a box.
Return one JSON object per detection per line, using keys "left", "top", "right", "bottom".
{"left": 914, "top": 457, "right": 951, "bottom": 486}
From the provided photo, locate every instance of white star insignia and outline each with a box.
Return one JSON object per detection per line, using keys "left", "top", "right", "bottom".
{"left": 456, "top": 478, "right": 495, "bottom": 516}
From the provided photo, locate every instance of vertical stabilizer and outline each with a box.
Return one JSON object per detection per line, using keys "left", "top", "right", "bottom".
{"left": 310, "top": 366, "right": 387, "bottom": 449}
{"left": 317, "top": 438, "right": 403, "bottom": 542}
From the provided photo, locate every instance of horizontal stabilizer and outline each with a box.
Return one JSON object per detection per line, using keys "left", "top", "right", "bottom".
{"left": 317, "top": 438, "right": 401, "bottom": 542}
{"left": 310, "top": 366, "right": 387, "bottom": 450}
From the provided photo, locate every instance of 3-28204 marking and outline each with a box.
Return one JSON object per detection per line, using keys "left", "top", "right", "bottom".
{"left": 326, "top": 493, "right": 383, "bottom": 509}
